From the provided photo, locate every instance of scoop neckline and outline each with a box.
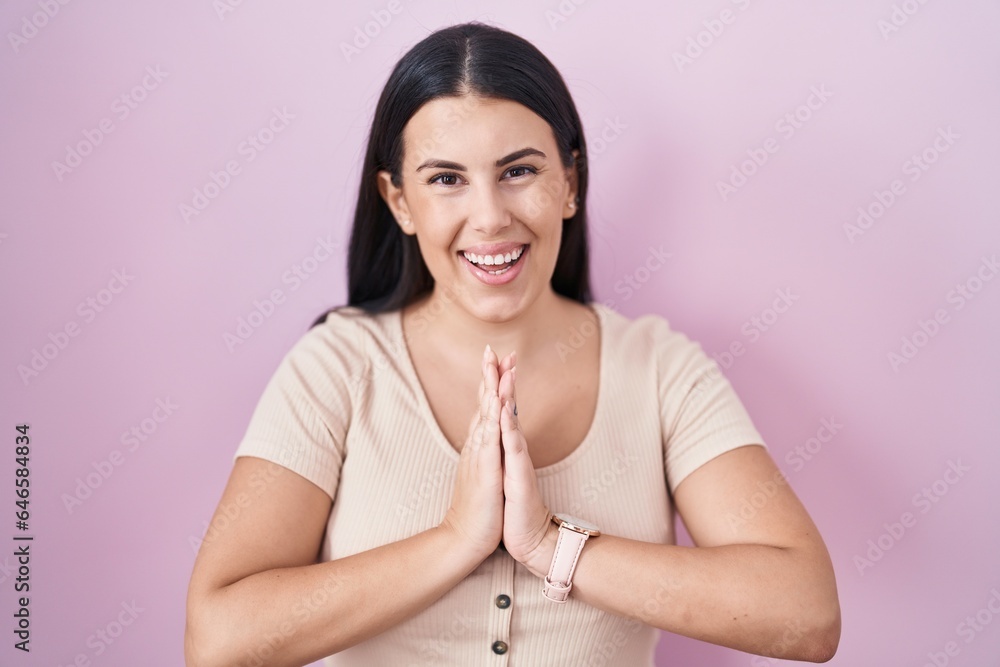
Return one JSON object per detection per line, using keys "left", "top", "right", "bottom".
{"left": 395, "top": 302, "right": 607, "bottom": 477}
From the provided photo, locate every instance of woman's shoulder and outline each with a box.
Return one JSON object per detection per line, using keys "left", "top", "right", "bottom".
{"left": 309, "top": 303, "right": 373, "bottom": 329}
{"left": 589, "top": 301, "right": 684, "bottom": 346}
{"left": 307, "top": 304, "right": 396, "bottom": 339}
{"left": 288, "top": 304, "right": 397, "bottom": 364}
{"left": 269, "top": 305, "right": 400, "bottom": 400}
{"left": 590, "top": 302, "right": 713, "bottom": 377}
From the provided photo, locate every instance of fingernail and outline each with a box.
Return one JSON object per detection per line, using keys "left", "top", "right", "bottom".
{"left": 511, "top": 365, "right": 517, "bottom": 382}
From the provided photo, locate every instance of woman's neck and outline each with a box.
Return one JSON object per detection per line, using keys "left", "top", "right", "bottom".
{"left": 404, "top": 285, "right": 573, "bottom": 363}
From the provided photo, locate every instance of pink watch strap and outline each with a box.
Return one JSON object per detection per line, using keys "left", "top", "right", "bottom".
{"left": 542, "top": 525, "right": 589, "bottom": 602}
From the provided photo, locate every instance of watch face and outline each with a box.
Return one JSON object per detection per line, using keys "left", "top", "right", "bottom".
{"left": 553, "top": 513, "right": 601, "bottom": 535}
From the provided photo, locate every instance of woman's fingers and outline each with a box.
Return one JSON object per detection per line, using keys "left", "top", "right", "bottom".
{"left": 477, "top": 346, "right": 519, "bottom": 453}
{"left": 466, "top": 408, "right": 480, "bottom": 443}
{"left": 499, "top": 363, "right": 533, "bottom": 492}
{"left": 499, "top": 366, "right": 517, "bottom": 423}
{"left": 486, "top": 345, "right": 503, "bottom": 396}
{"left": 498, "top": 349, "right": 515, "bottom": 379}
{"left": 478, "top": 345, "right": 498, "bottom": 422}
{"left": 467, "top": 345, "right": 503, "bottom": 454}
{"left": 497, "top": 350, "right": 515, "bottom": 406}
{"left": 472, "top": 345, "right": 491, "bottom": 448}
{"left": 481, "top": 395, "right": 501, "bottom": 449}
{"left": 500, "top": 398, "right": 529, "bottom": 461}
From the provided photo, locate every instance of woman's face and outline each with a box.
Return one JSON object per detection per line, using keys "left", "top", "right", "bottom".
{"left": 378, "top": 95, "right": 578, "bottom": 323}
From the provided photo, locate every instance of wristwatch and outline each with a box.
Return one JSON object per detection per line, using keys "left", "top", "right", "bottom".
{"left": 542, "top": 513, "right": 601, "bottom": 603}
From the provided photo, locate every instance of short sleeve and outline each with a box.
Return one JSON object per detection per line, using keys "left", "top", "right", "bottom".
{"left": 655, "top": 319, "right": 767, "bottom": 496}
{"left": 232, "top": 310, "right": 363, "bottom": 501}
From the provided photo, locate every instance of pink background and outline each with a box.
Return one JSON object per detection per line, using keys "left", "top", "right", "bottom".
{"left": 2, "top": 0, "right": 999, "bottom": 665}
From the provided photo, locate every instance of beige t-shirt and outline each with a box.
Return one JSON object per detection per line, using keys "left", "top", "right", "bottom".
{"left": 233, "top": 302, "right": 767, "bottom": 666}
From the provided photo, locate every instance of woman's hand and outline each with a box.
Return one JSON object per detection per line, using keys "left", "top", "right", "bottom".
{"left": 495, "top": 352, "right": 553, "bottom": 574}
{"left": 438, "top": 345, "right": 505, "bottom": 562}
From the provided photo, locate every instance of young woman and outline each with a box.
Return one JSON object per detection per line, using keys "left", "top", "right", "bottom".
{"left": 185, "top": 21, "right": 840, "bottom": 667}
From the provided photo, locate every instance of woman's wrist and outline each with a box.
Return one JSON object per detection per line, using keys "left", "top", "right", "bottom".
{"left": 433, "top": 519, "right": 498, "bottom": 569}
{"left": 520, "top": 520, "right": 559, "bottom": 579}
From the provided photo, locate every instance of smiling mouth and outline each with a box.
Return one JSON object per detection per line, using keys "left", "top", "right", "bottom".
{"left": 460, "top": 244, "right": 527, "bottom": 275}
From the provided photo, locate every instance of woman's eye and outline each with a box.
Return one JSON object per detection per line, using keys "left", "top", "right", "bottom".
{"left": 428, "top": 166, "right": 537, "bottom": 186}
{"left": 506, "top": 166, "right": 537, "bottom": 179}
{"left": 428, "top": 173, "right": 460, "bottom": 186}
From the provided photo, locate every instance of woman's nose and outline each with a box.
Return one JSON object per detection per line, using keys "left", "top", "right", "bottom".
{"left": 468, "top": 185, "right": 511, "bottom": 236}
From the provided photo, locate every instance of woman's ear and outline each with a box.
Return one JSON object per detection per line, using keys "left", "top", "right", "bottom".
{"left": 563, "top": 149, "right": 581, "bottom": 219}
{"left": 377, "top": 170, "right": 415, "bottom": 236}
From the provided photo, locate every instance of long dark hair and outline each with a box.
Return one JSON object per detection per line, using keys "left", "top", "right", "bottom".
{"left": 310, "top": 21, "right": 592, "bottom": 329}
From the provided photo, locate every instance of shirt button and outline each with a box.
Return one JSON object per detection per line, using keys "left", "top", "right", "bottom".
{"left": 492, "top": 640, "right": 509, "bottom": 655}
{"left": 495, "top": 594, "right": 511, "bottom": 609}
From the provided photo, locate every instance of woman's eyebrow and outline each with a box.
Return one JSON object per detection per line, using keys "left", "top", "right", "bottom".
{"left": 415, "top": 147, "right": 547, "bottom": 172}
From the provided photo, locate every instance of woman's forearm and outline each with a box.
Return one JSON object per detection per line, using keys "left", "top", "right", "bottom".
{"left": 186, "top": 525, "right": 485, "bottom": 667}
{"left": 526, "top": 526, "right": 840, "bottom": 662}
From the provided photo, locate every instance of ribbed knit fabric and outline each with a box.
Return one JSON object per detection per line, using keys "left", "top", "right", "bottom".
{"left": 233, "top": 302, "right": 767, "bottom": 666}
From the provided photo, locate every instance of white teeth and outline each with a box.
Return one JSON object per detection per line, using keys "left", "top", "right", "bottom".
{"left": 462, "top": 245, "right": 525, "bottom": 267}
